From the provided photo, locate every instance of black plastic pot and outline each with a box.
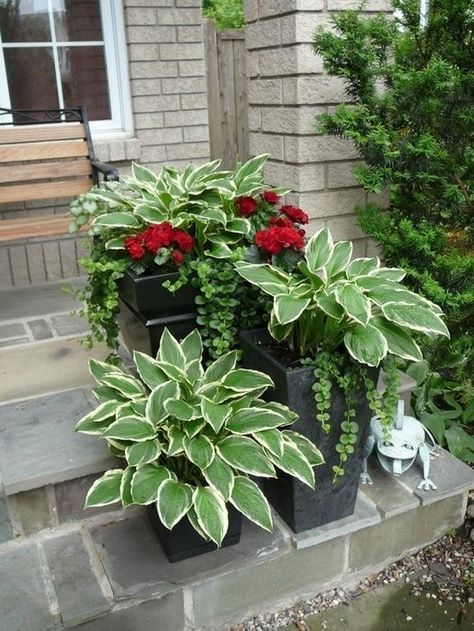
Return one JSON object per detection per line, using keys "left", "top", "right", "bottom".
{"left": 148, "top": 503, "right": 242, "bottom": 563}
{"left": 240, "top": 328, "right": 377, "bottom": 533}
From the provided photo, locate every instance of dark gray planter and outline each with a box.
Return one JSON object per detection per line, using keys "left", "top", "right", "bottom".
{"left": 239, "top": 328, "right": 377, "bottom": 533}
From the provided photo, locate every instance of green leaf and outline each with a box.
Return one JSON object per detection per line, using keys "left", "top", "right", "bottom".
{"left": 133, "top": 351, "right": 168, "bottom": 389}
{"left": 282, "top": 431, "right": 325, "bottom": 466}
{"left": 382, "top": 303, "right": 450, "bottom": 338}
{"left": 252, "top": 428, "right": 285, "bottom": 457}
{"left": 100, "top": 374, "right": 146, "bottom": 399}
{"left": 193, "top": 486, "right": 228, "bottom": 546}
{"left": 444, "top": 426, "right": 474, "bottom": 459}
{"left": 201, "top": 398, "right": 231, "bottom": 433}
{"left": 105, "top": 237, "right": 125, "bottom": 250}
{"left": 325, "top": 240, "right": 353, "bottom": 279}
{"left": 203, "top": 350, "right": 240, "bottom": 384}
{"left": 182, "top": 417, "right": 207, "bottom": 439}
{"left": 346, "top": 257, "right": 379, "bottom": 279}
{"left": 103, "top": 416, "right": 156, "bottom": 442}
{"left": 233, "top": 262, "right": 289, "bottom": 296}
{"left": 268, "top": 442, "right": 315, "bottom": 488}
{"left": 226, "top": 218, "right": 250, "bottom": 234}
{"left": 205, "top": 242, "right": 233, "bottom": 259}
{"left": 131, "top": 464, "right": 172, "bottom": 505}
{"left": 134, "top": 204, "right": 168, "bottom": 224}
{"left": 184, "top": 435, "right": 215, "bottom": 470}
{"left": 167, "top": 427, "right": 186, "bottom": 456}
{"left": 367, "top": 286, "right": 443, "bottom": 314}
{"left": 89, "top": 359, "right": 122, "bottom": 383}
{"left": 371, "top": 316, "right": 423, "bottom": 362}
{"left": 187, "top": 506, "right": 209, "bottom": 540}
{"left": 180, "top": 329, "right": 203, "bottom": 364}
{"left": 217, "top": 436, "right": 276, "bottom": 477}
{"left": 85, "top": 470, "right": 123, "bottom": 508}
{"left": 164, "top": 399, "right": 194, "bottom": 421}
{"left": 406, "top": 360, "right": 429, "bottom": 386}
{"left": 125, "top": 439, "right": 161, "bottom": 466}
{"left": 158, "top": 328, "right": 187, "bottom": 369}
{"left": 420, "top": 412, "right": 446, "bottom": 445}
{"left": 145, "top": 381, "right": 179, "bottom": 426}
{"left": 305, "top": 227, "right": 333, "bottom": 273}
{"left": 120, "top": 467, "right": 135, "bottom": 508}
{"left": 314, "top": 290, "right": 344, "bottom": 320}
{"left": 202, "top": 455, "right": 235, "bottom": 501}
{"left": 75, "top": 416, "right": 112, "bottom": 435}
{"left": 344, "top": 323, "right": 388, "bottom": 367}
{"left": 226, "top": 408, "right": 289, "bottom": 434}
{"left": 156, "top": 479, "right": 193, "bottom": 529}
{"left": 230, "top": 476, "right": 272, "bottom": 531}
{"left": 77, "top": 400, "right": 122, "bottom": 425}
{"left": 234, "top": 154, "right": 268, "bottom": 184}
{"left": 93, "top": 212, "right": 141, "bottom": 228}
{"left": 222, "top": 369, "right": 274, "bottom": 393}
{"left": 132, "top": 162, "right": 160, "bottom": 183}
{"left": 368, "top": 267, "right": 406, "bottom": 282}
{"left": 274, "top": 295, "right": 310, "bottom": 325}
{"left": 334, "top": 284, "right": 371, "bottom": 326}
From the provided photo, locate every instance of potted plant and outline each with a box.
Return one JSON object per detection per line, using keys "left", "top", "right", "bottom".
{"left": 76, "top": 328, "right": 323, "bottom": 562}
{"left": 235, "top": 226, "right": 449, "bottom": 532}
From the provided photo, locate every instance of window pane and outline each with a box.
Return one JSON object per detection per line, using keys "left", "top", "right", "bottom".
{"left": 0, "top": 0, "right": 51, "bottom": 42}
{"left": 59, "top": 46, "right": 110, "bottom": 120}
{"left": 53, "top": 0, "right": 103, "bottom": 42}
{"left": 4, "top": 48, "right": 59, "bottom": 116}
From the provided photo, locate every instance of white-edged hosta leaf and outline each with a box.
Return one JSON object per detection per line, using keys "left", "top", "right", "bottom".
{"left": 252, "top": 428, "right": 284, "bottom": 458}
{"left": 75, "top": 416, "right": 111, "bottom": 435}
{"left": 334, "top": 284, "right": 371, "bottom": 326}
{"left": 157, "top": 361, "right": 191, "bottom": 386}
{"left": 222, "top": 369, "right": 274, "bottom": 393}
{"left": 89, "top": 358, "right": 122, "bottom": 384}
{"left": 268, "top": 442, "right": 315, "bottom": 488}
{"left": 158, "top": 328, "right": 187, "bottom": 369}
{"left": 325, "top": 240, "right": 353, "bottom": 279}
{"left": 93, "top": 212, "right": 141, "bottom": 228}
{"left": 274, "top": 294, "right": 310, "bottom": 325}
{"left": 346, "top": 257, "right": 380, "bottom": 279}
{"left": 368, "top": 267, "right": 406, "bottom": 282}
{"left": 202, "top": 455, "right": 235, "bottom": 501}
{"left": 145, "top": 381, "right": 179, "bottom": 426}
{"left": 371, "top": 316, "right": 423, "bottom": 362}
{"left": 217, "top": 436, "right": 276, "bottom": 477}
{"left": 125, "top": 439, "right": 161, "bottom": 466}
{"left": 131, "top": 464, "right": 172, "bottom": 505}
{"left": 156, "top": 479, "right": 193, "bottom": 529}
{"left": 105, "top": 237, "right": 125, "bottom": 250}
{"left": 100, "top": 374, "right": 146, "bottom": 399}
{"left": 180, "top": 328, "right": 203, "bottom": 363}
{"left": 131, "top": 399, "right": 147, "bottom": 416}
{"left": 193, "top": 486, "right": 228, "bottom": 546}
{"left": 187, "top": 358, "right": 204, "bottom": 383}
{"left": 203, "top": 350, "right": 239, "bottom": 384}
{"left": 368, "top": 286, "right": 444, "bottom": 314}
{"left": 182, "top": 417, "right": 207, "bottom": 439}
{"left": 116, "top": 402, "right": 135, "bottom": 420}
{"left": 187, "top": 506, "right": 209, "bottom": 540}
{"left": 233, "top": 262, "right": 290, "bottom": 296}
{"left": 120, "top": 467, "right": 135, "bottom": 508}
{"left": 314, "top": 289, "right": 344, "bottom": 320}
{"left": 230, "top": 476, "right": 272, "bottom": 532}
{"left": 78, "top": 400, "right": 122, "bottom": 424}
{"left": 184, "top": 435, "right": 215, "bottom": 470}
{"left": 164, "top": 398, "right": 194, "bottom": 421}
{"left": 92, "top": 385, "right": 124, "bottom": 403}
{"left": 85, "top": 470, "right": 123, "bottom": 508}
{"left": 355, "top": 276, "right": 401, "bottom": 292}
{"left": 344, "top": 323, "right": 388, "bottom": 367}
{"left": 305, "top": 227, "right": 333, "bottom": 272}
{"left": 226, "top": 408, "right": 289, "bottom": 434}
{"left": 134, "top": 205, "right": 168, "bottom": 224}
{"left": 269, "top": 311, "right": 293, "bottom": 342}
{"left": 167, "top": 427, "right": 185, "bottom": 456}
{"left": 201, "top": 398, "right": 231, "bottom": 433}
{"left": 381, "top": 302, "right": 450, "bottom": 338}
{"left": 226, "top": 218, "right": 250, "bottom": 234}
{"left": 282, "top": 431, "right": 325, "bottom": 466}
{"left": 103, "top": 416, "right": 156, "bottom": 442}
{"left": 133, "top": 351, "right": 168, "bottom": 389}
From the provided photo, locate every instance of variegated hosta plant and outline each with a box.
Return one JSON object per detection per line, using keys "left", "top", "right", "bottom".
{"left": 76, "top": 328, "right": 323, "bottom": 546}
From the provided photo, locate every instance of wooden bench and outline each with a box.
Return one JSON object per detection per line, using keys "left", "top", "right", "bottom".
{"left": 0, "top": 106, "right": 118, "bottom": 243}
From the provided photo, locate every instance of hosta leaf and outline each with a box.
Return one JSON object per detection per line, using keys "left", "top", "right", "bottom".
{"left": 226, "top": 408, "right": 289, "bottom": 434}
{"left": 282, "top": 431, "right": 325, "bottom": 466}
{"left": 105, "top": 237, "right": 124, "bottom": 250}
{"left": 100, "top": 374, "right": 146, "bottom": 399}
{"left": 201, "top": 398, "right": 231, "bottom": 433}
{"left": 93, "top": 212, "right": 141, "bottom": 228}
{"left": 116, "top": 402, "right": 135, "bottom": 419}
{"left": 381, "top": 303, "right": 450, "bottom": 337}
{"left": 269, "top": 311, "right": 292, "bottom": 342}
{"left": 234, "top": 154, "right": 268, "bottom": 184}
{"left": 85, "top": 470, "right": 123, "bottom": 508}
{"left": 131, "top": 464, "right": 172, "bottom": 505}
{"left": 167, "top": 427, "right": 186, "bottom": 456}
{"left": 156, "top": 480, "right": 193, "bottom": 529}
{"left": 187, "top": 359, "right": 204, "bottom": 383}
{"left": 120, "top": 467, "right": 135, "bottom": 508}
{"left": 134, "top": 204, "right": 168, "bottom": 224}
{"left": 164, "top": 399, "right": 194, "bottom": 421}
{"left": 133, "top": 351, "right": 168, "bottom": 389}
{"left": 158, "top": 328, "right": 187, "bottom": 369}
{"left": 203, "top": 350, "right": 239, "bottom": 384}
{"left": 314, "top": 290, "right": 344, "bottom": 320}
{"left": 368, "top": 287, "right": 443, "bottom": 314}
{"left": 233, "top": 262, "right": 290, "bottom": 296}
{"left": 202, "top": 455, "right": 235, "bottom": 501}
{"left": 371, "top": 316, "right": 423, "bottom": 362}
{"left": 274, "top": 295, "right": 310, "bottom": 325}
{"left": 187, "top": 506, "right": 209, "bottom": 540}
{"left": 334, "top": 284, "right": 371, "bottom": 326}
{"left": 78, "top": 400, "right": 122, "bottom": 425}
{"left": 268, "top": 442, "right": 315, "bottom": 488}
{"left": 368, "top": 267, "right": 406, "bottom": 282}
{"left": 125, "top": 439, "right": 161, "bottom": 466}
{"left": 230, "top": 476, "right": 272, "bottom": 532}
{"left": 103, "top": 416, "right": 156, "bottom": 442}
{"left": 182, "top": 417, "right": 207, "bottom": 439}
{"left": 305, "top": 227, "right": 333, "bottom": 272}
{"left": 193, "top": 486, "right": 228, "bottom": 546}
{"left": 184, "top": 435, "right": 215, "bottom": 470}
{"left": 145, "top": 381, "right": 179, "bottom": 426}
{"left": 222, "top": 369, "right": 274, "bottom": 393}
{"left": 226, "top": 218, "right": 250, "bottom": 234}
{"left": 180, "top": 329, "right": 203, "bottom": 364}
{"left": 75, "top": 416, "right": 112, "bottom": 435}
{"left": 325, "top": 240, "right": 353, "bottom": 279}
{"left": 346, "top": 257, "right": 380, "bottom": 279}
{"left": 217, "top": 436, "right": 276, "bottom": 477}
{"left": 344, "top": 323, "right": 388, "bottom": 367}
{"left": 156, "top": 361, "right": 190, "bottom": 385}
{"left": 252, "top": 428, "right": 285, "bottom": 457}
{"left": 92, "top": 385, "right": 125, "bottom": 403}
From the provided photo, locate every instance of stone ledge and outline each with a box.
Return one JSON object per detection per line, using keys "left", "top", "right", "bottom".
{"left": 93, "top": 137, "right": 142, "bottom": 164}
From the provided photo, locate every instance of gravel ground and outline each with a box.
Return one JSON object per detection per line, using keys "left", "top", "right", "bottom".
{"left": 231, "top": 496, "right": 474, "bottom": 631}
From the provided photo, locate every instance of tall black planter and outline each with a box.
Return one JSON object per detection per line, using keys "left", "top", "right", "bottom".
{"left": 240, "top": 329, "right": 377, "bottom": 533}
{"left": 117, "top": 270, "right": 198, "bottom": 356}
{"left": 148, "top": 504, "right": 242, "bottom": 563}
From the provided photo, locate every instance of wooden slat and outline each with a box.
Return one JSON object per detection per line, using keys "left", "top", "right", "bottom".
{"left": 0, "top": 178, "right": 92, "bottom": 204}
{"left": 0, "top": 123, "right": 85, "bottom": 145}
{"left": 0, "top": 139, "right": 89, "bottom": 163}
{"left": 0, "top": 159, "right": 92, "bottom": 184}
{"left": 0, "top": 214, "right": 87, "bottom": 242}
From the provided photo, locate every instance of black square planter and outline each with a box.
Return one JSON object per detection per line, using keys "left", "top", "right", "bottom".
{"left": 240, "top": 329, "right": 377, "bottom": 533}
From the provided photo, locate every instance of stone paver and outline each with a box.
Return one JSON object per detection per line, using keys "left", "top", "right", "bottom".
{"left": 0, "top": 495, "right": 12, "bottom": 543}
{"left": 0, "top": 322, "right": 27, "bottom": 339}
{"left": 50, "top": 314, "right": 89, "bottom": 337}
{"left": 0, "top": 279, "right": 84, "bottom": 322}
{"left": 0, "top": 544, "right": 58, "bottom": 631}
{"left": 44, "top": 532, "right": 111, "bottom": 628}
{"left": 27, "top": 319, "right": 54, "bottom": 341}
{"left": 0, "top": 336, "right": 30, "bottom": 347}
{"left": 361, "top": 459, "right": 420, "bottom": 518}
{"left": 12, "top": 487, "right": 54, "bottom": 535}
{"left": 55, "top": 474, "right": 115, "bottom": 524}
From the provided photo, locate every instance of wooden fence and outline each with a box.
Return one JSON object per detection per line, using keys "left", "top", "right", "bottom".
{"left": 203, "top": 21, "right": 249, "bottom": 170}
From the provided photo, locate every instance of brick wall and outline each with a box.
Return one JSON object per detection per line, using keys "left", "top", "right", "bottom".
{"left": 244, "top": 0, "right": 392, "bottom": 255}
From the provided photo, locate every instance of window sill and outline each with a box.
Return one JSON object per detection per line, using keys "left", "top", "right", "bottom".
{"left": 92, "top": 135, "right": 141, "bottom": 163}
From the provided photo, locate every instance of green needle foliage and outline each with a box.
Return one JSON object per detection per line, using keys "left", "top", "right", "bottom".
{"left": 203, "top": 0, "right": 244, "bottom": 29}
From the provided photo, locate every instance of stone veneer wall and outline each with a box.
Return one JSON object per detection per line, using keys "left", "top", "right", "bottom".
{"left": 244, "top": 0, "right": 392, "bottom": 255}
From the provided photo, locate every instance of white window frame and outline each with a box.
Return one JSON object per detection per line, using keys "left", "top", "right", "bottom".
{"left": 0, "top": 0, "right": 133, "bottom": 137}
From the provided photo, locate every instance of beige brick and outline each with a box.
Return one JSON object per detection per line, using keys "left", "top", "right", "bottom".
{"left": 176, "top": 0, "right": 202, "bottom": 6}
{"left": 130, "top": 60, "right": 177, "bottom": 79}
{"left": 133, "top": 94, "right": 180, "bottom": 112}
{"left": 164, "top": 109, "right": 208, "bottom": 126}
{"left": 25, "top": 242, "right": 46, "bottom": 286}
{"left": 166, "top": 142, "right": 209, "bottom": 160}
{"left": 259, "top": 45, "right": 323, "bottom": 77}
{"left": 248, "top": 79, "right": 283, "bottom": 105}
{"left": 162, "top": 77, "right": 205, "bottom": 94}
{"left": 126, "top": 7, "right": 157, "bottom": 25}
{"left": 126, "top": 139, "right": 142, "bottom": 161}
{"left": 246, "top": 20, "right": 281, "bottom": 50}
{"left": 247, "top": 51, "right": 260, "bottom": 78}
{"left": 42, "top": 241, "right": 63, "bottom": 282}
{"left": 180, "top": 92, "right": 207, "bottom": 109}
{"left": 261, "top": 106, "right": 324, "bottom": 135}
{"left": 158, "top": 8, "right": 202, "bottom": 25}
{"left": 281, "top": 13, "right": 332, "bottom": 45}
{"left": 259, "top": 0, "right": 324, "bottom": 19}
{"left": 284, "top": 135, "right": 359, "bottom": 163}
{"left": 249, "top": 133, "right": 284, "bottom": 161}
{"left": 264, "top": 161, "right": 325, "bottom": 192}
{"left": 178, "top": 60, "right": 205, "bottom": 77}
{"left": 308, "top": 214, "right": 364, "bottom": 241}
{"left": 129, "top": 44, "right": 159, "bottom": 62}
{"left": 145, "top": 127, "right": 183, "bottom": 144}
{"left": 328, "top": 0, "right": 392, "bottom": 11}
{"left": 177, "top": 25, "right": 203, "bottom": 42}
{"left": 248, "top": 107, "right": 262, "bottom": 132}
{"left": 244, "top": 0, "right": 259, "bottom": 22}
{"left": 140, "top": 144, "right": 168, "bottom": 163}
{"left": 283, "top": 75, "right": 349, "bottom": 105}
{"left": 159, "top": 42, "right": 204, "bottom": 60}
{"left": 183, "top": 125, "right": 209, "bottom": 142}
{"left": 131, "top": 79, "right": 162, "bottom": 96}
{"left": 93, "top": 141, "right": 110, "bottom": 162}
{"left": 127, "top": 26, "right": 176, "bottom": 43}
{"left": 299, "top": 189, "right": 367, "bottom": 219}
{"left": 134, "top": 112, "right": 164, "bottom": 129}
{"left": 107, "top": 140, "right": 127, "bottom": 162}
{"left": 352, "top": 238, "right": 369, "bottom": 258}
{"left": 327, "top": 161, "right": 362, "bottom": 189}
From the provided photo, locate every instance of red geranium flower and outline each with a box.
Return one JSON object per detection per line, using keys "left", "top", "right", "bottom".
{"left": 173, "top": 230, "right": 194, "bottom": 253}
{"left": 269, "top": 216, "right": 294, "bottom": 229}
{"left": 255, "top": 225, "right": 305, "bottom": 256}
{"left": 280, "top": 205, "right": 309, "bottom": 225}
{"left": 261, "top": 190, "right": 280, "bottom": 204}
{"left": 236, "top": 196, "right": 258, "bottom": 217}
{"left": 171, "top": 250, "right": 185, "bottom": 266}
{"left": 124, "top": 235, "right": 145, "bottom": 260}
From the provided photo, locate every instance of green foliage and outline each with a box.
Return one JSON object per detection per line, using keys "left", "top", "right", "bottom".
{"left": 203, "top": 0, "right": 244, "bottom": 30}
{"left": 76, "top": 328, "right": 323, "bottom": 544}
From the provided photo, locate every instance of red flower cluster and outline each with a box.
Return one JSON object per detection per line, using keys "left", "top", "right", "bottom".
{"left": 235, "top": 196, "right": 258, "bottom": 217}
{"left": 255, "top": 225, "right": 305, "bottom": 255}
{"left": 124, "top": 222, "right": 194, "bottom": 266}
{"left": 261, "top": 190, "right": 280, "bottom": 204}
{"left": 280, "top": 204, "right": 309, "bottom": 225}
